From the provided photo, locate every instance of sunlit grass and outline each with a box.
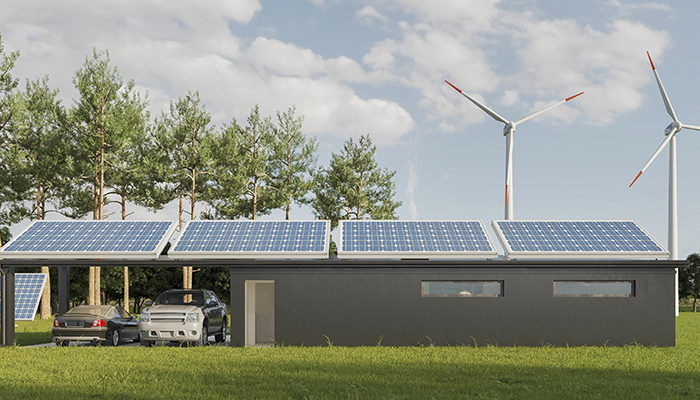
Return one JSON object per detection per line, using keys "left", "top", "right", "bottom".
{"left": 1, "top": 314, "right": 699, "bottom": 399}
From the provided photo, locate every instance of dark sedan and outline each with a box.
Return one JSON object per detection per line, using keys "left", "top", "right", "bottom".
{"left": 52, "top": 305, "right": 139, "bottom": 346}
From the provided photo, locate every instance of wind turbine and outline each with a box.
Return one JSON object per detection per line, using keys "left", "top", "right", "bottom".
{"left": 445, "top": 80, "right": 583, "bottom": 220}
{"left": 628, "top": 52, "right": 700, "bottom": 315}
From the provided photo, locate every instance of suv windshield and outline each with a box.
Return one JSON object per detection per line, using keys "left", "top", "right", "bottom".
{"left": 154, "top": 291, "right": 205, "bottom": 306}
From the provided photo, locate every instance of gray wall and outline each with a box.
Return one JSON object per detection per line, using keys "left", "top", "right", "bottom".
{"left": 230, "top": 261, "right": 676, "bottom": 347}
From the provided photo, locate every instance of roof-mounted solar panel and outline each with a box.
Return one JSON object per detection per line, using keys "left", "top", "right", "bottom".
{"left": 168, "top": 220, "right": 330, "bottom": 259}
{"left": 491, "top": 220, "right": 669, "bottom": 260}
{"left": 14, "top": 273, "right": 48, "bottom": 320}
{"left": 0, "top": 220, "right": 176, "bottom": 260}
{"left": 338, "top": 220, "right": 498, "bottom": 259}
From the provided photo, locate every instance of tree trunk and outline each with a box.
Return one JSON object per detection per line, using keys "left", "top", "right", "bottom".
{"left": 89, "top": 267, "right": 95, "bottom": 305}
{"left": 40, "top": 266, "right": 51, "bottom": 319}
{"left": 694, "top": 297, "right": 697, "bottom": 312}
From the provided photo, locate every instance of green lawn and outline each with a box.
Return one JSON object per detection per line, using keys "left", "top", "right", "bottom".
{"left": 2, "top": 314, "right": 700, "bottom": 399}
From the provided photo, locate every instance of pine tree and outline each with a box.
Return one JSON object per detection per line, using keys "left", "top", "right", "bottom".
{"left": 154, "top": 91, "right": 215, "bottom": 290}
{"left": 67, "top": 49, "right": 149, "bottom": 304}
{"left": 269, "top": 106, "right": 318, "bottom": 220}
{"left": 312, "top": 134, "right": 401, "bottom": 230}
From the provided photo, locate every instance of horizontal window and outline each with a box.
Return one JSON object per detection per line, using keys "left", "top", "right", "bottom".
{"left": 553, "top": 281, "right": 635, "bottom": 297}
{"left": 422, "top": 281, "right": 503, "bottom": 297}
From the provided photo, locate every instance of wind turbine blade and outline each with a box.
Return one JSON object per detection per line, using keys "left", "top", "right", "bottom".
{"left": 445, "top": 80, "right": 509, "bottom": 124}
{"left": 629, "top": 131, "right": 676, "bottom": 187}
{"left": 514, "top": 92, "right": 584, "bottom": 125}
{"left": 647, "top": 52, "right": 678, "bottom": 123}
{"left": 681, "top": 124, "right": 700, "bottom": 131}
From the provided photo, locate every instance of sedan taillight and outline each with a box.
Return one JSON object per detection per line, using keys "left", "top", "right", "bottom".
{"left": 53, "top": 318, "right": 59, "bottom": 327}
{"left": 92, "top": 319, "right": 106, "bottom": 327}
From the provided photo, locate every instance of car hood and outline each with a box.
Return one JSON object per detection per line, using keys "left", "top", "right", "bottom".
{"left": 143, "top": 304, "right": 200, "bottom": 313}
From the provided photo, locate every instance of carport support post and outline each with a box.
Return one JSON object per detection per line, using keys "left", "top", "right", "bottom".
{"left": 1, "top": 267, "right": 15, "bottom": 346}
{"left": 58, "top": 266, "right": 70, "bottom": 313}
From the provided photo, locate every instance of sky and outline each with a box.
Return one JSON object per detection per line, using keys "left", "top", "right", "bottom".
{"left": 1, "top": 0, "right": 700, "bottom": 258}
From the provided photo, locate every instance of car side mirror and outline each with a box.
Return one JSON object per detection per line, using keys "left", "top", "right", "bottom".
{"left": 145, "top": 300, "right": 153, "bottom": 307}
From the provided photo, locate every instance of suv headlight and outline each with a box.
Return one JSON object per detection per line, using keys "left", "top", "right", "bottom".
{"left": 186, "top": 312, "right": 199, "bottom": 322}
{"left": 140, "top": 313, "right": 150, "bottom": 322}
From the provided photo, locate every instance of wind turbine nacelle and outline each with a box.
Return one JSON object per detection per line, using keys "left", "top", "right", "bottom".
{"left": 665, "top": 121, "right": 681, "bottom": 136}
{"left": 503, "top": 122, "right": 516, "bottom": 136}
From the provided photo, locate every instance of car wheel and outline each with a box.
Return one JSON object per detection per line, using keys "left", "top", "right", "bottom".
{"left": 57, "top": 340, "right": 69, "bottom": 347}
{"left": 215, "top": 318, "right": 227, "bottom": 343}
{"left": 197, "top": 325, "right": 208, "bottom": 346}
{"left": 110, "top": 329, "right": 121, "bottom": 346}
{"left": 142, "top": 340, "right": 155, "bottom": 347}
{"left": 133, "top": 333, "right": 140, "bottom": 343}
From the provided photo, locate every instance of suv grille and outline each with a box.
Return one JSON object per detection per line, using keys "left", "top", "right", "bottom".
{"left": 151, "top": 312, "right": 186, "bottom": 323}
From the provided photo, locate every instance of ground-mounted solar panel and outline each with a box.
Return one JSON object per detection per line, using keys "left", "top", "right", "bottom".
{"left": 491, "top": 220, "right": 669, "bottom": 259}
{"left": 14, "top": 273, "right": 48, "bottom": 321}
{"left": 168, "top": 220, "right": 331, "bottom": 259}
{"left": 0, "top": 220, "right": 176, "bottom": 259}
{"left": 337, "top": 220, "right": 498, "bottom": 259}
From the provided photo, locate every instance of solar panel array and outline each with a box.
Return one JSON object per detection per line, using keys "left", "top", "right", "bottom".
{"left": 14, "top": 273, "right": 47, "bottom": 321}
{"left": 338, "top": 220, "right": 497, "bottom": 259}
{"left": 492, "top": 220, "right": 669, "bottom": 259}
{"left": 169, "top": 220, "right": 330, "bottom": 259}
{"left": 0, "top": 220, "right": 176, "bottom": 259}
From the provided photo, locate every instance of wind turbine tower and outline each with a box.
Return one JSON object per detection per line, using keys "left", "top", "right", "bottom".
{"left": 445, "top": 80, "right": 583, "bottom": 220}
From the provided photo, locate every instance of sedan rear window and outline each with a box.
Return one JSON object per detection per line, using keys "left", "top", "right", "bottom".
{"left": 66, "top": 306, "right": 111, "bottom": 315}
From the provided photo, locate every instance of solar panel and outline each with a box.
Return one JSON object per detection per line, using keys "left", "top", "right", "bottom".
{"left": 168, "top": 220, "right": 331, "bottom": 259}
{"left": 491, "top": 220, "right": 669, "bottom": 259}
{"left": 0, "top": 220, "right": 176, "bottom": 259}
{"left": 14, "top": 273, "right": 48, "bottom": 321}
{"left": 337, "top": 220, "right": 498, "bottom": 259}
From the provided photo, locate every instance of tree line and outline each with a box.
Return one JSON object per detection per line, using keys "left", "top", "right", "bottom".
{"left": 0, "top": 36, "right": 402, "bottom": 314}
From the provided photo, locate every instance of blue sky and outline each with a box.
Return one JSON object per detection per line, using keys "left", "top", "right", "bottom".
{"left": 2, "top": 0, "right": 700, "bottom": 257}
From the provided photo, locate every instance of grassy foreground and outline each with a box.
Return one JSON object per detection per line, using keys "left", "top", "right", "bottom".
{"left": 1, "top": 314, "right": 700, "bottom": 399}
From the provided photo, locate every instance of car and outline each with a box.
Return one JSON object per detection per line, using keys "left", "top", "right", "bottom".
{"left": 52, "top": 305, "right": 140, "bottom": 346}
{"left": 138, "top": 289, "right": 228, "bottom": 347}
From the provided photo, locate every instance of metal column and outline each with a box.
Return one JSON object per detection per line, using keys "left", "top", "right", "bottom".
{"left": 1, "top": 267, "right": 15, "bottom": 347}
{"left": 58, "top": 266, "right": 70, "bottom": 313}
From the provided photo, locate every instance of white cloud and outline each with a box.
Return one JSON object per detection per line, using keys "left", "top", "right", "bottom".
{"left": 510, "top": 18, "right": 670, "bottom": 125}
{"left": 356, "top": 6, "right": 389, "bottom": 24}
{"left": 0, "top": 0, "right": 415, "bottom": 146}
{"left": 358, "top": 2, "right": 670, "bottom": 128}
{"left": 245, "top": 37, "right": 325, "bottom": 77}
{"left": 607, "top": 0, "right": 672, "bottom": 16}
{"left": 500, "top": 90, "right": 520, "bottom": 107}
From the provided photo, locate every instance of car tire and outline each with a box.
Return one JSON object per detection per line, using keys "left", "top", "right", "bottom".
{"left": 142, "top": 340, "right": 155, "bottom": 347}
{"left": 57, "top": 340, "right": 69, "bottom": 347}
{"left": 215, "top": 318, "right": 227, "bottom": 343}
{"left": 110, "top": 329, "right": 121, "bottom": 346}
{"left": 196, "top": 325, "right": 208, "bottom": 346}
{"left": 133, "top": 333, "right": 140, "bottom": 343}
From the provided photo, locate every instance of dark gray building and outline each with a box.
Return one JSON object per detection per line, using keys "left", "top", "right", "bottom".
{"left": 229, "top": 259, "right": 682, "bottom": 347}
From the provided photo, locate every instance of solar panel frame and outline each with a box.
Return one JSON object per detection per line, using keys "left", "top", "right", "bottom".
{"left": 337, "top": 220, "right": 498, "bottom": 259}
{"left": 491, "top": 220, "right": 669, "bottom": 260}
{"left": 0, "top": 220, "right": 177, "bottom": 260}
{"left": 168, "top": 220, "right": 331, "bottom": 259}
{"left": 14, "top": 273, "right": 48, "bottom": 321}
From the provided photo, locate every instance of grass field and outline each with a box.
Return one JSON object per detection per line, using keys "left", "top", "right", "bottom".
{"left": 2, "top": 313, "right": 700, "bottom": 399}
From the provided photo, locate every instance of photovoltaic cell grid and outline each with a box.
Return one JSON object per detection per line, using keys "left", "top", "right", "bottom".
{"left": 14, "top": 273, "right": 47, "bottom": 321}
{"left": 338, "top": 221, "right": 498, "bottom": 259}
{"left": 168, "top": 220, "right": 330, "bottom": 259}
{"left": 492, "top": 220, "right": 669, "bottom": 259}
{"left": 0, "top": 220, "right": 176, "bottom": 259}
